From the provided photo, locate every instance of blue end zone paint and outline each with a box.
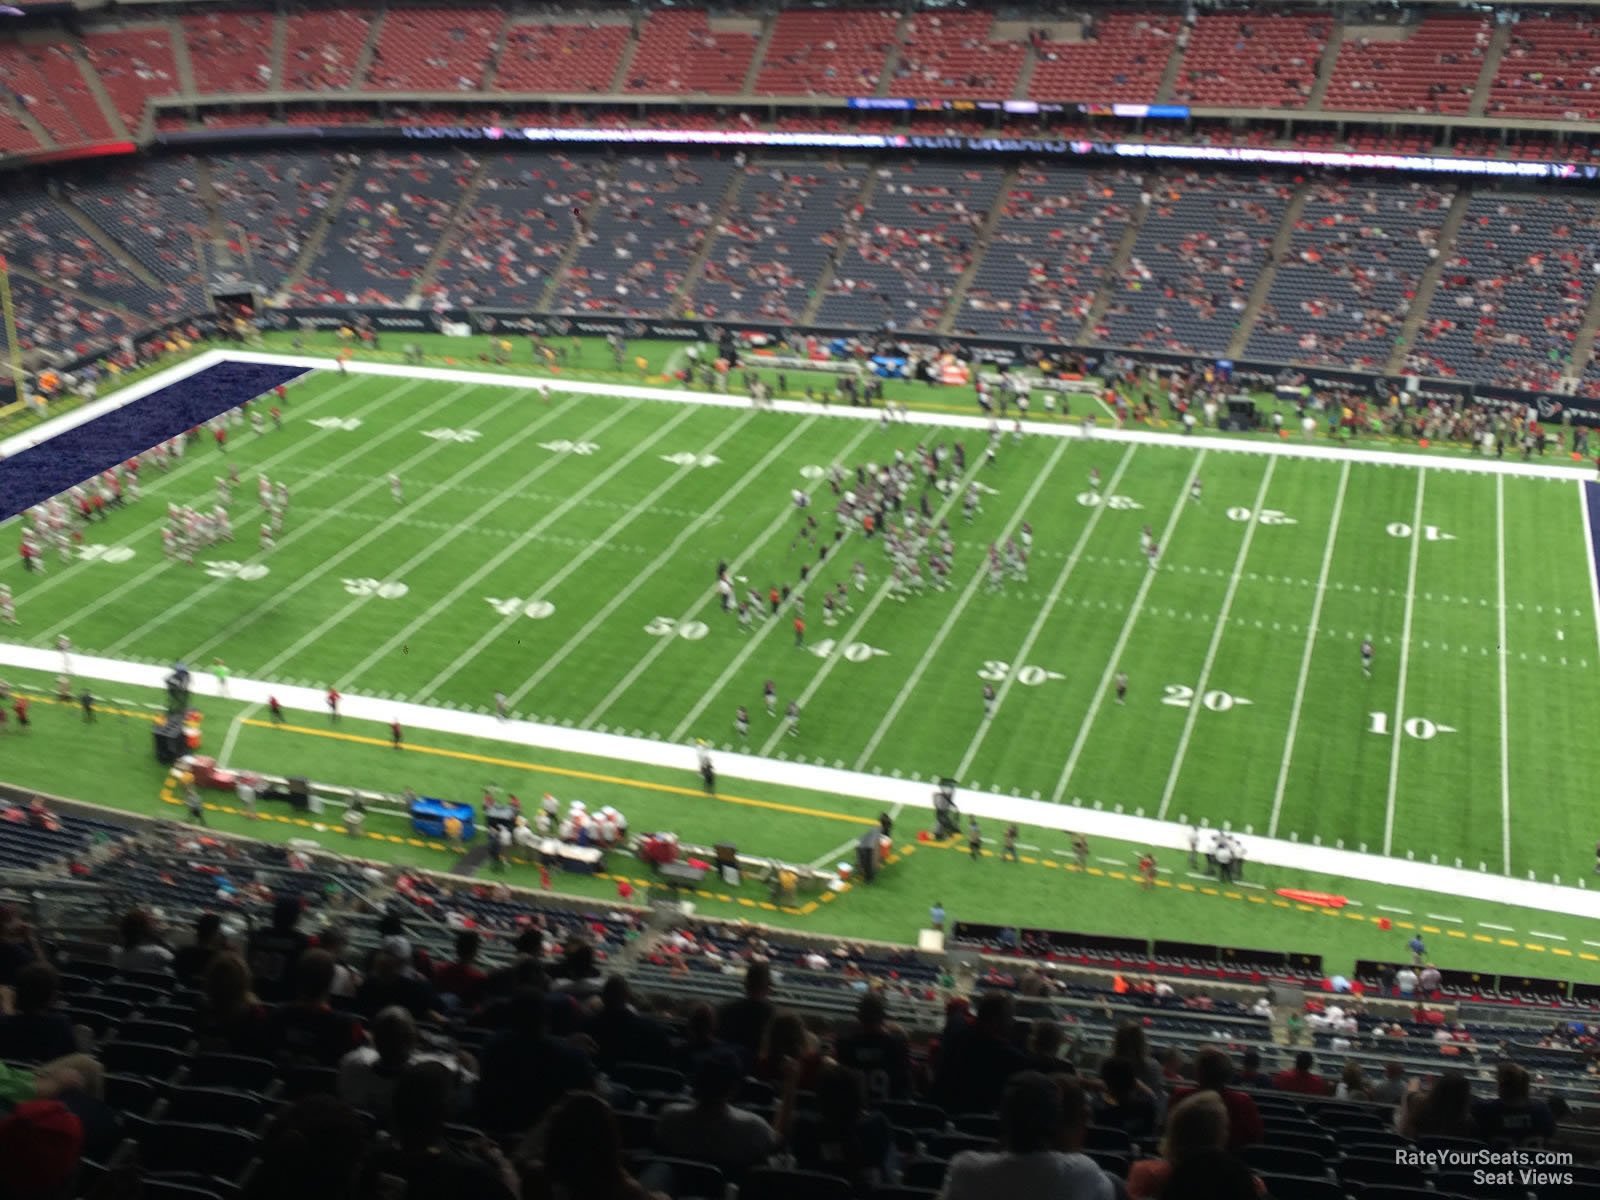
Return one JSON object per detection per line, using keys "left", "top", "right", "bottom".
{"left": 0, "top": 361, "right": 307, "bottom": 521}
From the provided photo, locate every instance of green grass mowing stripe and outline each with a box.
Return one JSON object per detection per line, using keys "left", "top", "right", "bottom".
{"left": 854, "top": 437, "right": 1077, "bottom": 772}
{"left": 1156, "top": 458, "right": 1278, "bottom": 820}
{"left": 943, "top": 445, "right": 1139, "bottom": 780}
{"left": 425, "top": 408, "right": 762, "bottom": 705}
{"left": 1052, "top": 450, "right": 1207, "bottom": 804}
{"left": 750, "top": 439, "right": 1005, "bottom": 757}
{"left": 93, "top": 381, "right": 483, "bottom": 657}
{"left": 323, "top": 398, "right": 694, "bottom": 692}
{"left": 577, "top": 420, "right": 875, "bottom": 730}
{"left": 1383, "top": 470, "right": 1427, "bottom": 856}
{"left": 1270, "top": 461, "right": 1351, "bottom": 836}
{"left": 5, "top": 374, "right": 390, "bottom": 612}
{"left": 497, "top": 414, "right": 822, "bottom": 713}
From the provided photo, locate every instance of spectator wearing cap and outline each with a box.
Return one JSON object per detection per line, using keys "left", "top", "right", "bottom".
{"left": 0, "top": 1099, "right": 83, "bottom": 1200}
{"left": 940, "top": 1073, "right": 1112, "bottom": 1200}
{"left": 1170, "top": 1048, "right": 1263, "bottom": 1149}
{"left": 655, "top": 1048, "right": 798, "bottom": 1178}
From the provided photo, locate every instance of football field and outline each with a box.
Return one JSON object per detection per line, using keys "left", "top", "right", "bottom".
{"left": 5, "top": 364, "right": 1600, "bottom": 889}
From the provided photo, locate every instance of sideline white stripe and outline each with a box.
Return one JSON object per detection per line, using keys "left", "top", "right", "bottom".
{"left": 945, "top": 445, "right": 1135, "bottom": 780}
{"left": 1479, "top": 921, "right": 1512, "bottom": 932}
{"left": 588, "top": 421, "right": 875, "bottom": 730}
{"left": 1496, "top": 476, "right": 1512, "bottom": 876}
{"left": 414, "top": 405, "right": 735, "bottom": 701}
{"left": 201, "top": 349, "right": 1600, "bottom": 483}
{"left": 1383, "top": 470, "right": 1426, "bottom": 856}
{"left": 1582, "top": 481, "right": 1600, "bottom": 678}
{"left": 1377, "top": 905, "right": 1411, "bottom": 914}
{"left": 1531, "top": 931, "right": 1568, "bottom": 941}
{"left": 1157, "top": 458, "right": 1276, "bottom": 820}
{"left": 497, "top": 415, "right": 817, "bottom": 711}
{"left": 1269, "top": 461, "right": 1350, "bottom": 837}
{"left": 7, "top": 641, "right": 1600, "bottom": 922}
{"left": 1426, "top": 913, "right": 1463, "bottom": 923}
{"left": 753, "top": 450, "right": 992, "bottom": 756}
{"left": 332, "top": 401, "right": 689, "bottom": 690}
{"left": 856, "top": 436, "right": 1074, "bottom": 772}
{"left": 1052, "top": 452, "right": 1206, "bottom": 804}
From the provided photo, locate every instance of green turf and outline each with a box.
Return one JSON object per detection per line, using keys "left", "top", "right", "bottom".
{"left": 4, "top": 362, "right": 1600, "bottom": 977}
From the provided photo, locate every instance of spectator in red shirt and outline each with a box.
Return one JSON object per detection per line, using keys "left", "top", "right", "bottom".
{"left": 1270, "top": 1051, "right": 1332, "bottom": 1097}
{"left": 1170, "top": 1048, "right": 1263, "bottom": 1149}
{"left": 431, "top": 930, "right": 488, "bottom": 1012}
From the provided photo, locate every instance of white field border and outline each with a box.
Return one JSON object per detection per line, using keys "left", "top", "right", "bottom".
{"left": 10, "top": 350, "right": 1600, "bottom": 923}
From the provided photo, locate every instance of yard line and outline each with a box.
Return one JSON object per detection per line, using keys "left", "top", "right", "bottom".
{"left": 64, "top": 381, "right": 459, "bottom": 651}
{"left": 1156, "top": 458, "right": 1277, "bottom": 821}
{"left": 1530, "top": 931, "right": 1568, "bottom": 941}
{"left": 942, "top": 445, "right": 1135, "bottom": 780}
{"left": 808, "top": 833, "right": 869, "bottom": 872}
{"left": 1582, "top": 481, "right": 1600, "bottom": 665}
{"left": 1495, "top": 475, "right": 1512, "bottom": 875}
{"left": 330, "top": 401, "right": 694, "bottom": 689}
{"left": 1478, "top": 921, "right": 1512, "bottom": 932}
{"left": 604, "top": 422, "right": 877, "bottom": 735}
{"left": 13, "top": 375, "right": 391, "bottom": 609}
{"left": 1382, "top": 469, "right": 1427, "bottom": 857}
{"left": 1268, "top": 460, "right": 1351, "bottom": 837}
{"left": 492, "top": 414, "right": 818, "bottom": 711}
{"left": 1051, "top": 452, "right": 1206, "bottom": 804}
{"left": 855, "top": 437, "right": 1076, "bottom": 772}
{"left": 1425, "top": 913, "right": 1463, "bottom": 923}
{"left": 414, "top": 407, "right": 756, "bottom": 703}
{"left": 752, "top": 452, "right": 992, "bottom": 757}
{"left": 110, "top": 384, "right": 536, "bottom": 658}
{"left": 1377, "top": 905, "right": 1411, "bottom": 914}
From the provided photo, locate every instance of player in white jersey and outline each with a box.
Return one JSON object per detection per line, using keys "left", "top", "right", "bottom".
{"left": 1140, "top": 524, "right": 1154, "bottom": 555}
{"left": 1019, "top": 521, "right": 1032, "bottom": 552}
{"left": 1190, "top": 476, "right": 1203, "bottom": 503}
{"left": 1089, "top": 467, "right": 1102, "bottom": 493}
{"left": 269, "top": 507, "right": 284, "bottom": 536}
{"left": 0, "top": 585, "right": 15, "bottom": 625}
{"left": 853, "top": 561, "right": 867, "bottom": 592}
{"left": 390, "top": 474, "right": 404, "bottom": 505}
{"left": 260, "top": 523, "right": 275, "bottom": 551}
{"left": 251, "top": 409, "right": 265, "bottom": 436}
{"left": 275, "top": 482, "right": 290, "bottom": 510}
{"left": 1361, "top": 637, "right": 1374, "bottom": 677}
{"left": 258, "top": 475, "right": 272, "bottom": 508}
{"left": 213, "top": 507, "right": 232, "bottom": 542}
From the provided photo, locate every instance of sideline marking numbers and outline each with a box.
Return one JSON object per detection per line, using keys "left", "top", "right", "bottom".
{"left": 204, "top": 560, "right": 269, "bottom": 581}
{"left": 979, "top": 660, "right": 1064, "bottom": 686}
{"left": 342, "top": 578, "right": 408, "bottom": 600}
{"left": 485, "top": 597, "right": 556, "bottom": 619}
{"left": 1368, "top": 711, "right": 1455, "bottom": 740}
{"left": 1387, "top": 522, "right": 1455, "bottom": 541}
{"left": 1163, "top": 684, "right": 1252, "bottom": 712}
{"left": 645, "top": 616, "right": 708, "bottom": 640}
{"left": 1227, "top": 507, "right": 1296, "bottom": 526}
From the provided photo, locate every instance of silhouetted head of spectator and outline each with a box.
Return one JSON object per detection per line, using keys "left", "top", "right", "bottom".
{"left": 537, "top": 1091, "right": 632, "bottom": 1198}
{"left": 601, "top": 975, "right": 632, "bottom": 1012}
{"left": 974, "top": 991, "right": 1014, "bottom": 1039}
{"left": 1112, "top": 1021, "right": 1149, "bottom": 1064}
{"left": 1099, "top": 1056, "right": 1136, "bottom": 1101}
{"left": 392, "top": 1062, "right": 459, "bottom": 1151}
{"left": 1239, "top": 1048, "right": 1262, "bottom": 1076}
{"left": 14, "top": 962, "right": 59, "bottom": 1015}
{"left": 293, "top": 949, "right": 336, "bottom": 1005}
{"left": 205, "top": 952, "right": 257, "bottom": 1019}
{"left": 0, "top": 1100, "right": 83, "bottom": 1200}
{"left": 999, "top": 1071, "right": 1070, "bottom": 1153}
{"left": 1194, "top": 1047, "right": 1232, "bottom": 1091}
{"left": 373, "top": 1006, "right": 418, "bottom": 1071}
{"left": 690, "top": 1049, "right": 744, "bottom": 1108}
{"left": 856, "top": 992, "right": 887, "bottom": 1031}
{"left": 744, "top": 960, "right": 772, "bottom": 1000}
{"left": 118, "top": 908, "right": 160, "bottom": 951}
{"left": 193, "top": 912, "right": 224, "bottom": 948}
{"left": 1164, "top": 1148, "right": 1258, "bottom": 1200}
{"left": 508, "top": 986, "right": 548, "bottom": 1038}
{"left": 816, "top": 1063, "right": 866, "bottom": 1135}
{"left": 684, "top": 1001, "right": 716, "bottom": 1044}
{"left": 1294, "top": 1051, "right": 1316, "bottom": 1074}
{"left": 1496, "top": 1061, "right": 1531, "bottom": 1103}
{"left": 272, "top": 896, "right": 303, "bottom": 934}
{"left": 558, "top": 940, "right": 596, "bottom": 981}
{"left": 454, "top": 930, "right": 481, "bottom": 965}
{"left": 245, "top": 1095, "right": 371, "bottom": 1200}
{"left": 1161, "top": 1092, "right": 1229, "bottom": 1164}
{"left": 512, "top": 927, "right": 544, "bottom": 958}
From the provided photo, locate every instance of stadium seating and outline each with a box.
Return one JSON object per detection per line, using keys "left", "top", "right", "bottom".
{"left": 624, "top": 10, "right": 759, "bottom": 95}
{"left": 80, "top": 26, "right": 182, "bottom": 131}
{"left": 688, "top": 162, "right": 867, "bottom": 323}
{"left": 281, "top": 7, "right": 375, "bottom": 92}
{"left": 1172, "top": 12, "right": 1332, "bottom": 109}
{"left": 955, "top": 166, "right": 1143, "bottom": 339}
{"left": 67, "top": 158, "right": 214, "bottom": 291}
{"left": 1246, "top": 180, "right": 1450, "bottom": 371}
{"left": 364, "top": 7, "right": 504, "bottom": 92}
{"left": 549, "top": 153, "right": 737, "bottom": 316}
{"left": 1486, "top": 14, "right": 1600, "bottom": 121}
{"left": 1027, "top": 11, "right": 1180, "bottom": 103}
{"left": 210, "top": 150, "right": 346, "bottom": 295}
{"left": 0, "top": 41, "right": 117, "bottom": 146}
{"left": 493, "top": 20, "right": 630, "bottom": 94}
{"left": 180, "top": 10, "right": 275, "bottom": 95}
{"left": 814, "top": 161, "right": 1004, "bottom": 332}
{"left": 753, "top": 9, "right": 900, "bottom": 97}
{"left": 1322, "top": 15, "right": 1490, "bottom": 116}
{"left": 891, "top": 12, "right": 1026, "bottom": 99}
{"left": 1097, "top": 173, "right": 1292, "bottom": 355}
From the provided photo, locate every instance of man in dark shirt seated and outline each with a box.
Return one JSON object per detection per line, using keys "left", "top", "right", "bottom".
{"left": 354, "top": 937, "right": 443, "bottom": 1024}
{"left": 835, "top": 992, "right": 912, "bottom": 1102}
{"left": 172, "top": 913, "right": 228, "bottom": 989}
{"left": 1474, "top": 1062, "right": 1556, "bottom": 1144}
{"left": 586, "top": 975, "right": 673, "bottom": 1071}
{"left": 248, "top": 896, "right": 310, "bottom": 1004}
{"left": 265, "top": 949, "right": 368, "bottom": 1067}
{"left": 717, "top": 961, "right": 776, "bottom": 1071}
{"left": 934, "top": 992, "right": 1032, "bottom": 1115}
{"left": 476, "top": 987, "right": 595, "bottom": 1134}
{"left": 374, "top": 1062, "right": 517, "bottom": 1200}
{"left": 0, "top": 963, "right": 77, "bottom": 1064}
